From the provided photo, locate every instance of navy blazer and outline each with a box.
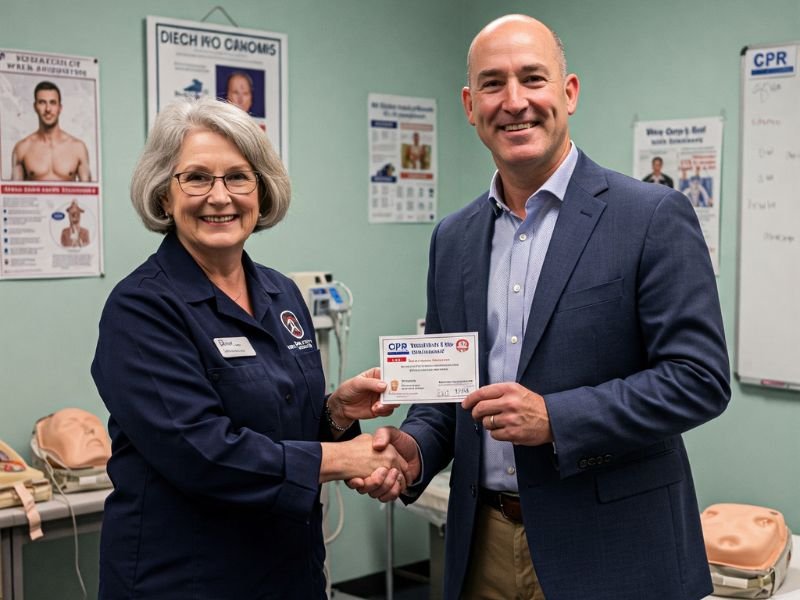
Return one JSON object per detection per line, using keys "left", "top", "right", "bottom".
{"left": 92, "top": 233, "right": 354, "bottom": 599}
{"left": 401, "top": 151, "right": 730, "bottom": 600}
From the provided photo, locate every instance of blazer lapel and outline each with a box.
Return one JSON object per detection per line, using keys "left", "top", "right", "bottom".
{"left": 462, "top": 197, "right": 495, "bottom": 383}
{"left": 516, "top": 155, "right": 608, "bottom": 380}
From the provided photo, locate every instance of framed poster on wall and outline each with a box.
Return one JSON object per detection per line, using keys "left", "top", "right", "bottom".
{"left": 146, "top": 16, "right": 288, "bottom": 162}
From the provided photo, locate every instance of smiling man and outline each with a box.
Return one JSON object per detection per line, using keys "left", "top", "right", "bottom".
{"left": 11, "top": 81, "right": 92, "bottom": 181}
{"left": 355, "top": 14, "right": 731, "bottom": 600}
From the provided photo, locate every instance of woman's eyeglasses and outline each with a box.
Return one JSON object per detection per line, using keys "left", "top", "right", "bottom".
{"left": 173, "top": 171, "right": 260, "bottom": 195}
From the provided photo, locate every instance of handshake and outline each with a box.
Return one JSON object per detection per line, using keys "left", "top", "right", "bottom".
{"left": 317, "top": 367, "right": 420, "bottom": 502}
{"left": 321, "top": 428, "right": 420, "bottom": 502}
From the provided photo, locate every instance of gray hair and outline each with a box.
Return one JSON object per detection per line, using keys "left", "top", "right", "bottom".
{"left": 130, "top": 96, "right": 290, "bottom": 234}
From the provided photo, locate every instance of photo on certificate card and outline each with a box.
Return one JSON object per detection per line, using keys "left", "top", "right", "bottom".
{"left": 380, "top": 333, "right": 479, "bottom": 403}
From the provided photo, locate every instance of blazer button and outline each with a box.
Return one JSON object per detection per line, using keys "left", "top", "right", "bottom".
{"left": 285, "top": 393, "right": 293, "bottom": 403}
{"left": 474, "top": 423, "right": 480, "bottom": 433}
{"left": 578, "top": 459, "right": 587, "bottom": 469}
{"left": 210, "top": 373, "right": 220, "bottom": 382}
{"left": 587, "top": 457, "right": 596, "bottom": 466}
{"left": 604, "top": 454, "right": 612, "bottom": 464}
{"left": 470, "top": 484, "right": 476, "bottom": 497}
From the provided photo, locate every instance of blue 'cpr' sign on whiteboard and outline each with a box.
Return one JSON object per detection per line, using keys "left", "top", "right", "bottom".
{"left": 749, "top": 46, "right": 796, "bottom": 77}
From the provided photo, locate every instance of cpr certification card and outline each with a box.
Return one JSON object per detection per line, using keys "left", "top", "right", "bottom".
{"left": 380, "top": 333, "right": 479, "bottom": 403}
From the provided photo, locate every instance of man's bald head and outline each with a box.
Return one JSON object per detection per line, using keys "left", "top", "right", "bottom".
{"left": 466, "top": 15, "right": 567, "bottom": 86}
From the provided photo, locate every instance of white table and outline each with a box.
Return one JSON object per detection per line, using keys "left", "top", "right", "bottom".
{"left": 403, "top": 472, "right": 800, "bottom": 599}
{"left": 0, "top": 488, "right": 110, "bottom": 600}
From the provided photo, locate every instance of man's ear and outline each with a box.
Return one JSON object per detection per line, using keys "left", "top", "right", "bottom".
{"left": 564, "top": 73, "right": 580, "bottom": 116}
{"left": 462, "top": 86, "right": 475, "bottom": 126}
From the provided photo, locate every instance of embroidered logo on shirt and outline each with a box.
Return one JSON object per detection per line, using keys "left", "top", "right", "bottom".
{"left": 280, "top": 310, "right": 305, "bottom": 339}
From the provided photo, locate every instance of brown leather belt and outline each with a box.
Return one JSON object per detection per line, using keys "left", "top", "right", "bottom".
{"left": 479, "top": 488, "right": 523, "bottom": 524}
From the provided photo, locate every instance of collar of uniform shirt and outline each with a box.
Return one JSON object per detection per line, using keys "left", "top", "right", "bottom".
{"left": 487, "top": 141, "right": 580, "bottom": 216}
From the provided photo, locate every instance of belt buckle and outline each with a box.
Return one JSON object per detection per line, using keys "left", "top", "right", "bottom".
{"left": 498, "top": 493, "right": 515, "bottom": 523}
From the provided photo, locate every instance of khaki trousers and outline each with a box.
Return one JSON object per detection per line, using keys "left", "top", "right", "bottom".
{"left": 461, "top": 504, "right": 546, "bottom": 600}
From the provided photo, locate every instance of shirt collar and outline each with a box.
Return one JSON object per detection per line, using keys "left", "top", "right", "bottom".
{"left": 156, "top": 232, "right": 281, "bottom": 304}
{"left": 487, "top": 141, "right": 579, "bottom": 215}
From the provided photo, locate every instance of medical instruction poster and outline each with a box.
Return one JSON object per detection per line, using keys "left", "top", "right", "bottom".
{"left": 633, "top": 116, "right": 723, "bottom": 274}
{"left": 0, "top": 49, "right": 103, "bottom": 280}
{"left": 146, "top": 16, "right": 288, "bottom": 162}
{"left": 368, "top": 93, "right": 437, "bottom": 223}
{"left": 380, "top": 333, "right": 478, "bottom": 403}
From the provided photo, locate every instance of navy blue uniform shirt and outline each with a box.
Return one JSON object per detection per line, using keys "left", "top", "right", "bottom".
{"left": 92, "top": 233, "right": 355, "bottom": 599}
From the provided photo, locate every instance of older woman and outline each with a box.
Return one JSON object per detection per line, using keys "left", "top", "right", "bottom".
{"left": 91, "top": 97, "right": 406, "bottom": 599}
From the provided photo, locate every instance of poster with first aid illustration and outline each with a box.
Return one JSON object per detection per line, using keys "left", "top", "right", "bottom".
{"left": 0, "top": 48, "right": 103, "bottom": 280}
{"left": 633, "top": 116, "right": 723, "bottom": 275}
{"left": 368, "top": 93, "right": 437, "bottom": 223}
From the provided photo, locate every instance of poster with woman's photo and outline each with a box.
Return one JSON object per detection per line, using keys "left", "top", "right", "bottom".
{"left": 633, "top": 116, "right": 723, "bottom": 274}
{"left": 0, "top": 48, "right": 103, "bottom": 279}
{"left": 146, "top": 16, "right": 287, "bottom": 162}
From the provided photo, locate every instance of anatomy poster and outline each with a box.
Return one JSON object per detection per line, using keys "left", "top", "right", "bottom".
{"left": 368, "top": 93, "right": 437, "bottom": 223}
{"left": 0, "top": 48, "right": 102, "bottom": 279}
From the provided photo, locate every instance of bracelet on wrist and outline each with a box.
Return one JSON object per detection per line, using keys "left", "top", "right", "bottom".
{"left": 324, "top": 398, "right": 353, "bottom": 432}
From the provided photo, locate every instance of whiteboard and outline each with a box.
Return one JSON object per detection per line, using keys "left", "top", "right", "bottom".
{"left": 737, "top": 43, "right": 800, "bottom": 391}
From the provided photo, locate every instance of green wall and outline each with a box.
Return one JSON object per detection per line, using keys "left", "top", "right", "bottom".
{"left": 2, "top": 0, "right": 800, "bottom": 598}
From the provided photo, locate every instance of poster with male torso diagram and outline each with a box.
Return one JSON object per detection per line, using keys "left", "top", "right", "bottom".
{"left": 0, "top": 49, "right": 103, "bottom": 280}
{"left": 147, "top": 16, "right": 288, "bottom": 162}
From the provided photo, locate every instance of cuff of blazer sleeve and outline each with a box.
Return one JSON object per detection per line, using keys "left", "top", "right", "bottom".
{"left": 275, "top": 440, "right": 323, "bottom": 520}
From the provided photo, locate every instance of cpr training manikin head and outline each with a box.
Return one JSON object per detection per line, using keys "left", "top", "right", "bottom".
{"left": 701, "top": 503, "right": 788, "bottom": 570}
{"left": 34, "top": 408, "right": 111, "bottom": 469}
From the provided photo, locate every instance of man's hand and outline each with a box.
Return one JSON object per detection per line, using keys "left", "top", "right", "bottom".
{"left": 328, "top": 368, "right": 397, "bottom": 423}
{"left": 462, "top": 382, "right": 553, "bottom": 446}
{"left": 319, "top": 433, "right": 408, "bottom": 484}
{"left": 346, "top": 427, "right": 421, "bottom": 502}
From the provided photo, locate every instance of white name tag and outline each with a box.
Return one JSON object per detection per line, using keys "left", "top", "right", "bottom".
{"left": 213, "top": 337, "right": 257, "bottom": 358}
{"left": 380, "top": 332, "right": 479, "bottom": 403}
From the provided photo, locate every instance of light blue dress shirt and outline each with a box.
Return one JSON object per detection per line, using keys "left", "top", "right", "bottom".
{"left": 481, "top": 143, "right": 579, "bottom": 492}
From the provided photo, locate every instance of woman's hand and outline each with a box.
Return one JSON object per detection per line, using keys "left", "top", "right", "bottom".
{"left": 326, "top": 368, "right": 397, "bottom": 425}
{"left": 319, "top": 433, "right": 408, "bottom": 490}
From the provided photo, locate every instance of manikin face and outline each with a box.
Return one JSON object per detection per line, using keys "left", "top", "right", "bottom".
{"left": 227, "top": 74, "right": 253, "bottom": 113}
{"left": 163, "top": 129, "right": 261, "bottom": 266}
{"left": 34, "top": 89, "right": 62, "bottom": 128}
{"left": 37, "top": 408, "right": 111, "bottom": 468}
{"left": 462, "top": 16, "right": 579, "bottom": 183}
{"left": 701, "top": 504, "right": 786, "bottom": 570}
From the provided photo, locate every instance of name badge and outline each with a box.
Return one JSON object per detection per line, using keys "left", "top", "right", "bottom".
{"left": 380, "top": 332, "right": 479, "bottom": 403}
{"left": 213, "top": 337, "right": 257, "bottom": 358}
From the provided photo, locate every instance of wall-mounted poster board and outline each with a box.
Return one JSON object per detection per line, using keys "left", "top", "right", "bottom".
{"left": 737, "top": 43, "right": 800, "bottom": 391}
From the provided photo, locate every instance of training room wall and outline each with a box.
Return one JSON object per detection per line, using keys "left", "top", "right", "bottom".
{"left": 456, "top": 0, "right": 800, "bottom": 533}
{"left": 0, "top": 0, "right": 467, "bottom": 596}
{"left": 5, "top": 0, "right": 800, "bottom": 597}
